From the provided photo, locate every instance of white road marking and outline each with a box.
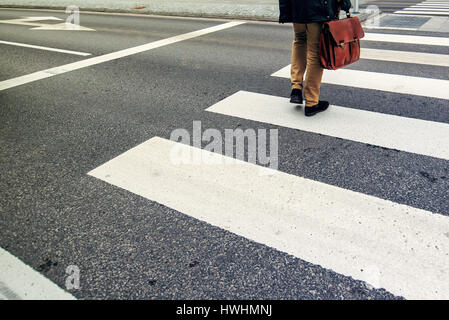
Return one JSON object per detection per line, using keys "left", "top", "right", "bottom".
{"left": 271, "top": 66, "right": 449, "bottom": 100}
{"left": 395, "top": 1, "right": 449, "bottom": 15}
{"left": 405, "top": 8, "right": 449, "bottom": 11}
{"left": 0, "top": 71, "right": 54, "bottom": 91}
{"left": 88, "top": 136, "right": 449, "bottom": 300}
{"left": 206, "top": 90, "right": 449, "bottom": 160}
{"left": 363, "top": 33, "right": 449, "bottom": 46}
{"left": 410, "top": 2, "right": 449, "bottom": 8}
{"left": 394, "top": 10, "right": 449, "bottom": 15}
{"left": 412, "top": 6, "right": 449, "bottom": 9}
{"left": 418, "top": 1, "right": 449, "bottom": 4}
{"left": 360, "top": 48, "right": 449, "bottom": 67}
{"left": 31, "top": 23, "right": 95, "bottom": 31}
{"left": 414, "top": 4, "right": 449, "bottom": 7}
{"left": 0, "top": 247, "right": 76, "bottom": 300}
{"left": 0, "top": 40, "right": 91, "bottom": 56}
{"left": 0, "top": 16, "right": 95, "bottom": 31}
{"left": 0, "top": 16, "right": 61, "bottom": 25}
{"left": 0, "top": 21, "right": 245, "bottom": 91}
{"left": 363, "top": 26, "right": 422, "bottom": 32}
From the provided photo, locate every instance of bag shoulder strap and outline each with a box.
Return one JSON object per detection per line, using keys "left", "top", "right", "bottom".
{"left": 336, "top": 0, "right": 351, "bottom": 20}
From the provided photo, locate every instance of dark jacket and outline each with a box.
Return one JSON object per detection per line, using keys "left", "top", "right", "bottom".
{"left": 279, "top": 0, "right": 352, "bottom": 24}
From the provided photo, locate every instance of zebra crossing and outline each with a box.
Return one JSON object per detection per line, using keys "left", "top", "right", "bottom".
{"left": 394, "top": 1, "right": 449, "bottom": 16}
{"left": 88, "top": 30, "right": 449, "bottom": 300}
{"left": 0, "top": 247, "right": 75, "bottom": 300}
{"left": 205, "top": 91, "right": 449, "bottom": 160}
{"left": 272, "top": 66, "right": 449, "bottom": 99}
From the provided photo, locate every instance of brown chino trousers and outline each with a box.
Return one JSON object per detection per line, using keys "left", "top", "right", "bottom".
{"left": 291, "top": 23, "right": 324, "bottom": 107}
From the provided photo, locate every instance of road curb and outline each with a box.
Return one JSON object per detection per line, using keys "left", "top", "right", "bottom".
{"left": 0, "top": 4, "right": 376, "bottom": 23}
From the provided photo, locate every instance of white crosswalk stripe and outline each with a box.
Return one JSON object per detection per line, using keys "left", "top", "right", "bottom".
{"left": 88, "top": 137, "right": 449, "bottom": 300}
{"left": 394, "top": 11, "right": 449, "bottom": 15}
{"left": 413, "top": 4, "right": 449, "bottom": 7}
{"left": 0, "top": 247, "right": 76, "bottom": 300}
{"left": 205, "top": 90, "right": 449, "bottom": 161}
{"left": 360, "top": 48, "right": 449, "bottom": 67}
{"left": 88, "top": 30, "right": 449, "bottom": 299}
{"left": 406, "top": 8, "right": 449, "bottom": 11}
{"left": 363, "top": 33, "right": 449, "bottom": 47}
{"left": 395, "top": 0, "right": 449, "bottom": 16}
{"left": 272, "top": 66, "right": 449, "bottom": 100}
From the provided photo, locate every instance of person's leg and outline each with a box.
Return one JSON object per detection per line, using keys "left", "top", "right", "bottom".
{"left": 291, "top": 23, "right": 307, "bottom": 90}
{"left": 304, "top": 23, "right": 324, "bottom": 107}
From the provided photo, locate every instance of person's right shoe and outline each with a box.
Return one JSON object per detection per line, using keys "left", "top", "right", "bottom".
{"left": 290, "top": 88, "right": 303, "bottom": 104}
{"left": 305, "top": 101, "right": 329, "bottom": 117}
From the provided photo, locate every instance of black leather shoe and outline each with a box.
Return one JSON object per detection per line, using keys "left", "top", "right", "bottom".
{"left": 305, "top": 101, "right": 329, "bottom": 117}
{"left": 290, "top": 88, "right": 303, "bottom": 104}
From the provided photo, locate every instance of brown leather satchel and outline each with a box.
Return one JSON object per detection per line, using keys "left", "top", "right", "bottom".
{"left": 319, "top": 12, "right": 365, "bottom": 70}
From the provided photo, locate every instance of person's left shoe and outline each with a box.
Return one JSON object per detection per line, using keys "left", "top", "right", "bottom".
{"left": 290, "top": 88, "right": 303, "bottom": 104}
{"left": 305, "top": 101, "right": 330, "bottom": 117}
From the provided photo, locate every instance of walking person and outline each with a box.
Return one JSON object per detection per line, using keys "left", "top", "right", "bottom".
{"left": 279, "top": 0, "right": 352, "bottom": 116}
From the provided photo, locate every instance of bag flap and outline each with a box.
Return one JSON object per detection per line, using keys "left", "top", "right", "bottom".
{"left": 325, "top": 17, "right": 365, "bottom": 44}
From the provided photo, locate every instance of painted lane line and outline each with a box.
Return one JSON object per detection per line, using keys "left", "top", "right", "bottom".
{"left": 0, "top": 247, "right": 76, "bottom": 300}
{"left": 271, "top": 66, "right": 449, "bottom": 100}
{"left": 88, "top": 137, "right": 449, "bottom": 300}
{"left": 0, "top": 21, "right": 245, "bottom": 91}
{"left": 205, "top": 90, "right": 449, "bottom": 160}
{"left": 0, "top": 71, "right": 54, "bottom": 92}
{"left": 359, "top": 48, "right": 449, "bottom": 67}
{"left": 0, "top": 40, "right": 91, "bottom": 56}
{"left": 363, "top": 33, "right": 449, "bottom": 46}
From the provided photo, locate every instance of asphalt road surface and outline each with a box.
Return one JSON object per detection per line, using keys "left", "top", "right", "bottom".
{"left": 0, "top": 7, "right": 448, "bottom": 300}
